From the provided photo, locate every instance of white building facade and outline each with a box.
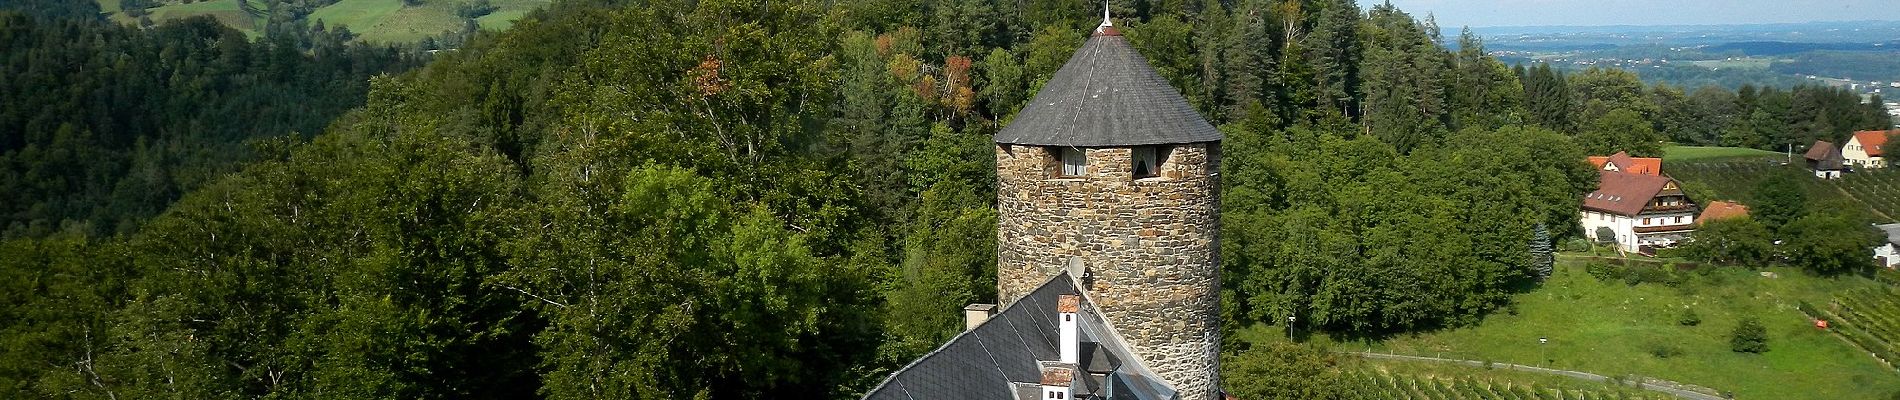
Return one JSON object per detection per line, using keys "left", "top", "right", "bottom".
{"left": 1846, "top": 130, "right": 1889, "bottom": 169}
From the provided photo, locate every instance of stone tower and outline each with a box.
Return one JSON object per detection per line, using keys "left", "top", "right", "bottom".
{"left": 992, "top": 16, "right": 1223, "bottom": 400}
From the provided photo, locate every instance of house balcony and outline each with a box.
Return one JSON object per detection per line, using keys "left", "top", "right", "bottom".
{"left": 1641, "top": 204, "right": 1697, "bottom": 213}
{"left": 1634, "top": 224, "right": 1695, "bottom": 234}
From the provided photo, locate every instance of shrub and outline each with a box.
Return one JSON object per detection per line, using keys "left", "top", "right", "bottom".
{"left": 1620, "top": 266, "right": 1670, "bottom": 286}
{"left": 1647, "top": 342, "right": 1684, "bottom": 358}
{"left": 1730, "top": 317, "right": 1768, "bottom": 353}
{"left": 1586, "top": 262, "right": 1621, "bottom": 282}
{"left": 1679, "top": 308, "right": 1701, "bottom": 326}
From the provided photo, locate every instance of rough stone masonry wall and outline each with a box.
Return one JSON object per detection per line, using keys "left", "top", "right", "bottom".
{"left": 994, "top": 142, "right": 1222, "bottom": 400}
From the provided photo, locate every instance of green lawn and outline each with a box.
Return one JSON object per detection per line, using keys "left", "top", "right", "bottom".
{"left": 1663, "top": 145, "right": 1784, "bottom": 163}
{"left": 1248, "top": 260, "right": 1900, "bottom": 399}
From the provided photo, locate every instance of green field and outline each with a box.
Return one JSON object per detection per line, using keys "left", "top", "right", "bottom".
{"left": 107, "top": 0, "right": 266, "bottom": 34}
{"left": 1662, "top": 145, "right": 1784, "bottom": 163}
{"left": 100, "top": 0, "right": 549, "bottom": 43}
{"left": 1249, "top": 260, "right": 1900, "bottom": 399}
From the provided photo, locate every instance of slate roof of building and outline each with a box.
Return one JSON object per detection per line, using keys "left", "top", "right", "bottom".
{"left": 1877, "top": 223, "right": 1900, "bottom": 246}
{"left": 1698, "top": 201, "right": 1750, "bottom": 224}
{"left": 860, "top": 272, "right": 1176, "bottom": 400}
{"left": 1582, "top": 170, "right": 1679, "bottom": 217}
{"left": 992, "top": 29, "right": 1221, "bottom": 147}
{"left": 1852, "top": 130, "right": 1890, "bottom": 157}
{"left": 1806, "top": 140, "right": 1845, "bottom": 170}
{"left": 1586, "top": 151, "right": 1662, "bottom": 176}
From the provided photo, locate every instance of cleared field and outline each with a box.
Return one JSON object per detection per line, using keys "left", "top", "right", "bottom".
{"left": 307, "top": 0, "right": 452, "bottom": 43}
{"left": 97, "top": 0, "right": 549, "bottom": 43}
{"left": 1243, "top": 260, "right": 1900, "bottom": 399}
{"left": 107, "top": 0, "right": 265, "bottom": 33}
{"left": 1661, "top": 145, "right": 1783, "bottom": 163}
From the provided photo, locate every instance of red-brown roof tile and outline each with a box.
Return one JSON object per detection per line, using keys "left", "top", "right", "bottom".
{"left": 1698, "top": 201, "right": 1749, "bottom": 224}
{"left": 1587, "top": 151, "right": 1662, "bottom": 176}
{"left": 1853, "top": 130, "right": 1890, "bottom": 157}
{"left": 1040, "top": 366, "right": 1073, "bottom": 386}
{"left": 1805, "top": 141, "right": 1838, "bottom": 161}
{"left": 1582, "top": 170, "right": 1677, "bottom": 216}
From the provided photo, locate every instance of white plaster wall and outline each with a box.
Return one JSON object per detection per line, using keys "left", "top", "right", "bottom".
{"left": 1580, "top": 211, "right": 1638, "bottom": 252}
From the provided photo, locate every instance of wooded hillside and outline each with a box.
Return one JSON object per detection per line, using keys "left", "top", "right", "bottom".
{"left": 0, "top": 0, "right": 1888, "bottom": 398}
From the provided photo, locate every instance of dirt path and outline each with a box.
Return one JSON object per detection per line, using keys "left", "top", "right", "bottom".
{"left": 1351, "top": 351, "right": 1727, "bottom": 400}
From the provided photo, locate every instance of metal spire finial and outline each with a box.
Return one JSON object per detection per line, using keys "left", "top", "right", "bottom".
{"left": 1098, "top": 0, "right": 1112, "bottom": 30}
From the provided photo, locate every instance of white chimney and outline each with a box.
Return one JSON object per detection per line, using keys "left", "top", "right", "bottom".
{"left": 1040, "top": 365, "right": 1074, "bottom": 400}
{"left": 963, "top": 303, "right": 996, "bottom": 331}
{"left": 1058, "top": 294, "right": 1079, "bottom": 364}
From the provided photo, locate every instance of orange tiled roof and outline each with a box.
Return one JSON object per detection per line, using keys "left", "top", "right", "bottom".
{"left": 1852, "top": 130, "right": 1890, "bottom": 157}
{"left": 1698, "top": 201, "right": 1749, "bottom": 224}
{"left": 1587, "top": 151, "right": 1662, "bottom": 176}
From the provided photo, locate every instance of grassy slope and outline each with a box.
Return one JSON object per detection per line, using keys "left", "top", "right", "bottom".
{"left": 98, "top": 0, "right": 548, "bottom": 43}
{"left": 106, "top": 0, "right": 266, "bottom": 33}
{"left": 1281, "top": 260, "right": 1900, "bottom": 399}
{"left": 1662, "top": 145, "right": 1784, "bottom": 163}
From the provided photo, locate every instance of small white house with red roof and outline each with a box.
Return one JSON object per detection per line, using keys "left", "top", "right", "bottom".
{"left": 1846, "top": 130, "right": 1889, "bottom": 169}
{"left": 1580, "top": 151, "right": 1698, "bottom": 254}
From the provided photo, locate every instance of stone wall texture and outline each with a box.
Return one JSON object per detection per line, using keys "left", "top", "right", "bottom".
{"left": 995, "top": 142, "right": 1222, "bottom": 400}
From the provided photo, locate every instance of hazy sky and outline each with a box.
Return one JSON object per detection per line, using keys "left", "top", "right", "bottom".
{"left": 1359, "top": 0, "right": 1900, "bottom": 28}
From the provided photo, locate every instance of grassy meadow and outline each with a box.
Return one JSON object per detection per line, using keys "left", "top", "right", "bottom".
{"left": 99, "top": 0, "right": 549, "bottom": 43}
{"left": 1661, "top": 145, "right": 1784, "bottom": 163}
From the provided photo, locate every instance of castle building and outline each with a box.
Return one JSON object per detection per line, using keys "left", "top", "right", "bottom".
{"left": 862, "top": 11, "right": 1224, "bottom": 400}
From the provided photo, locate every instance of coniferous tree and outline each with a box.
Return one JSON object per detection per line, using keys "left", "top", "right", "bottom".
{"left": 1530, "top": 223, "right": 1553, "bottom": 280}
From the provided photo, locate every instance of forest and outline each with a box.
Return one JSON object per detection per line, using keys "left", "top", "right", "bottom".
{"left": 0, "top": 0, "right": 1890, "bottom": 398}
{"left": 0, "top": 0, "right": 422, "bottom": 238}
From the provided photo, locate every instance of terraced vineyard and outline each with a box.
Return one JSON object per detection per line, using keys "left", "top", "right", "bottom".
{"left": 1342, "top": 368, "right": 1675, "bottom": 400}
{"left": 1839, "top": 170, "right": 1900, "bottom": 221}
{"left": 1813, "top": 287, "right": 1900, "bottom": 370}
{"left": 1666, "top": 161, "right": 1899, "bottom": 223}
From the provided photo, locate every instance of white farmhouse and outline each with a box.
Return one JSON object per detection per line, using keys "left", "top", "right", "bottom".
{"left": 1580, "top": 152, "right": 1699, "bottom": 254}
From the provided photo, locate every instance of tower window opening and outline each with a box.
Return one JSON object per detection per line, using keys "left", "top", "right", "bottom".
{"left": 1132, "top": 146, "right": 1157, "bottom": 178}
{"left": 1060, "top": 147, "right": 1088, "bottom": 177}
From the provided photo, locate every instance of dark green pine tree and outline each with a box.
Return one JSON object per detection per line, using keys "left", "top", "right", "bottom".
{"left": 1523, "top": 63, "right": 1572, "bottom": 132}
{"left": 1529, "top": 223, "right": 1553, "bottom": 280}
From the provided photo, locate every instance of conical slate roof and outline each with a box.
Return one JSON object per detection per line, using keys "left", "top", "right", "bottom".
{"left": 993, "top": 29, "right": 1222, "bottom": 147}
